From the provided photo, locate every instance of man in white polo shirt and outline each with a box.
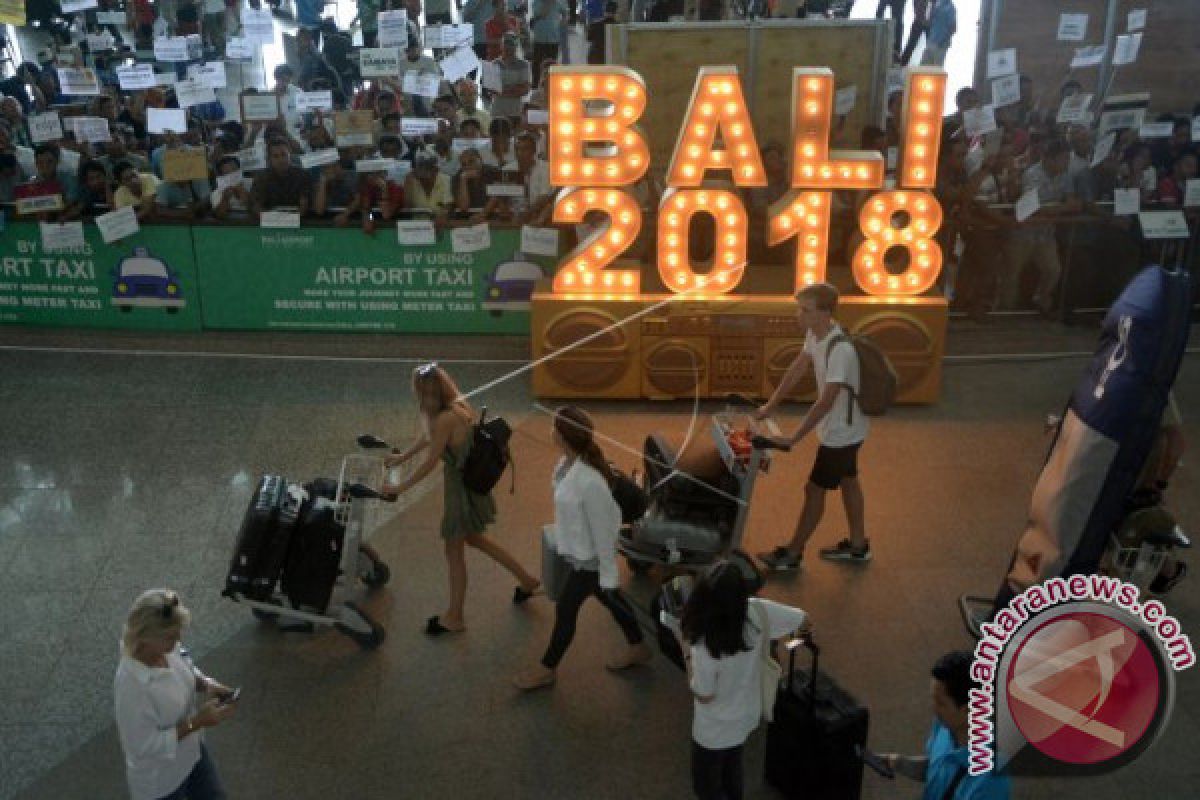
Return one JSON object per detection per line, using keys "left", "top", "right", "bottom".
{"left": 756, "top": 281, "right": 872, "bottom": 570}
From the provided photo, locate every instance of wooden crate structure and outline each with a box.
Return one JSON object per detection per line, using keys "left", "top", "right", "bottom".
{"left": 608, "top": 20, "right": 893, "bottom": 176}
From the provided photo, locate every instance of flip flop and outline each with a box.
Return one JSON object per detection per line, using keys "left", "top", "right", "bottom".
{"left": 425, "top": 615, "right": 465, "bottom": 636}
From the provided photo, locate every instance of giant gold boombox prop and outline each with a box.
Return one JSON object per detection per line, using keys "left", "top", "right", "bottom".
{"left": 532, "top": 65, "right": 949, "bottom": 402}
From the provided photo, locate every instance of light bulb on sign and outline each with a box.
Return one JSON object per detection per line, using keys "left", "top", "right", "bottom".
{"left": 547, "top": 66, "right": 649, "bottom": 188}
{"left": 788, "top": 68, "right": 884, "bottom": 190}
{"left": 851, "top": 189, "right": 943, "bottom": 295}
{"left": 665, "top": 67, "right": 766, "bottom": 188}
{"left": 551, "top": 186, "right": 642, "bottom": 294}
{"left": 657, "top": 188, "right": 747, "bottom": 294}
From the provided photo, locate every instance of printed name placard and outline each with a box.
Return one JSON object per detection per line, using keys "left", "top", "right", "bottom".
{"left": 69, "top": 116, "right": 111, "bottom": 144}
{"left": 991, "top": 74, "right": 1020, "bottom": 109}
{"left": 300, "top": 149, "right": 340, "bottom": 169}
{"left": 295, "top": 90, "right": 333, "bottom": 111}
{"left": 397, "top": 218, "right": 437, "bottom": 246}
{"left": 60, "top": 0, "right": 98, "bottom": 12}
{"left": 261, "top": 210, "right": 302, "bottom": 228}
{"left": 57, "top": 67, "right": 101, "bottom": 95}
{"left": 1056, "top": 13, "right": 1087, "bottom": 42}
{"left": 95, "top": 206, "right": 140, "bottom": 244}
{"left": 520, "top": 225, "right": 559, "bottom": 256}
{"left": 40, "top": 221, "right": 86, "bottom": 252}
{"left": 451, "top": 223, "right": 491, "bottom": 253}
{"left": 986, "top": 48, "right": 1017, "bottom": 79}
{"left": 1070, "top": 45, "right": 1106, "bottom": 69}
{"left": 356, "top": 158, "right": 396, "bottom": 173}
{"left": 147, "top": 108, "right": 188, "bottom": 134}
{"left": 174, "top": 78, "right": 216, "bottom": 109}
{"left": 96, "top": 10, "right": 126, "bottom": 24}
{"left": 1138, "top": 211, "right": 1189, "bottom": 239}
{"left": 1138, "top": 122, "right": 1173, "bottom": 138}
{"left": 241, "top": 8, "right": 275, "bottom": 43}
{"left": 215, "top": 170, "right": 245, "bottom": 190}
{"left": 486, "top": 183, "right": 524, "bottom": 198}
{"left": 401, "top": 117, "right": 441, "bottom": 136}
{"left": 1113, "top": 188, "right": 1140, "bottom": 216}
{"left": 425, "top": 23, "right": 472, "bottom": 48}
{"left": 439, "top": 46, "right": 480, "bottom": 83}
{"left": 378, "top": 10, "right": 409, "bottom": 47}
{"left": 335, "top": 110, "right": 375, "bottom": 146}
{"left": 188, "top": 61, "right": 227, "bottom": 89}
{"left": 963, "top": 106, "right": 997, "bottom": 138}
{"left": 1014, "top": 188, "right": 1040, "bottom": 223}
{"left": 480, "top": 61, "right": 502, "bottom": 92}
{"left": 16, "top": 193, "right": 65, "bottom": 215}
{"left": 1127, "top": 9, "right": 1147, "bottom": 32}
{"left": 236, "top": 144, "right": 267, "bottom": 172}
{"left": 1113, "top": 32, "right": 1142, "bottom": 66}
{"left": 1056, "top": 93, "right": 1093, "bottom": 124}
{"left": 241, "top": 93, "right": 282, "bottom": 122}
{"left": 360, "top": 48, "right": 401, "bottom": 77}
{"left": 451, "top": 137, "right": 491, "bottom": 154}
{"left": 117, "top": 64, "right": 157, "bottom": 90}
{"left": 226, "top": 36, "right": 255, "bottom": 60}
{"left": 526, "top": 109, "right": 550, "bottom": 126}
{"left": 153, "top": 37, "right": 191, "bottom": 62}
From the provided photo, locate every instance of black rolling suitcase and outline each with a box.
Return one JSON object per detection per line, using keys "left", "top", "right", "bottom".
{"left": 281, "top": 497, "right": 346, "bottom": 612}
{"left": 765, "top": 637, "right": 869, "bottom": 799}
{"left": 224, "top": 475, "right": 303, "bottom": 601}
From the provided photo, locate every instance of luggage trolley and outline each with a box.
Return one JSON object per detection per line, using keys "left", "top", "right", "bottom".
{"left": 619, "top": 397, "right": 787, "bottom": 574}
{"left": 223, "top": 450, "right": 395, "bottom": 650}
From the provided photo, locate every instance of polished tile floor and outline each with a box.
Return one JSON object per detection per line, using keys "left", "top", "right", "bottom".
{"left": 1, "top": 320, "right": 1197, "bottom": 799}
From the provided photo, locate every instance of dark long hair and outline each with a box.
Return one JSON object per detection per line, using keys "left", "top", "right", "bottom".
{"left": 681, "top": 561, "right": 752, "bottom": 659}
{"left": 554, "top": 406, "right": 614, "bottom": 486}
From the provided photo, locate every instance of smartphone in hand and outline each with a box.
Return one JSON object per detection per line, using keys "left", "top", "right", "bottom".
{"left": 855, "top": 745, "right": 895, "bottom": 779}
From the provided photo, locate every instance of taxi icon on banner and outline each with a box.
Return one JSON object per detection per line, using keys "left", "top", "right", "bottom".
{"left": 111, "top": 247, "right": 186, "bottom": 313}
{"left": 482, "top": 254, "right": 546, "bottom": 316}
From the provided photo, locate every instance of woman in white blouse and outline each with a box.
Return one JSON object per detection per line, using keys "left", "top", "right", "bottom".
{"left": 513, "top": 406, "right": 650, "bottom": 690}
{"left": 113, "top": 589, "right": 238, "bottom": 800}
{"left": 680, "top": 563, "right": 810, "bottom": 800}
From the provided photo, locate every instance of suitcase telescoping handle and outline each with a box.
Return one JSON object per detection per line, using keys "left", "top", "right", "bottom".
{"left": 785, "top": 632, "right": 820, "bottom": 708}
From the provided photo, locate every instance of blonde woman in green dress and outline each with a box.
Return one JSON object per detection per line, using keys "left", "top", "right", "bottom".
{"left": 383, "top": 363, "right": 541, "bottom": 635}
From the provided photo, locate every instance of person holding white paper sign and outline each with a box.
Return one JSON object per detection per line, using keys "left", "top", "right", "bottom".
{"left": 514, "top": 130, "right": 553, "bottom": 224}
{"left": 404, "top": 152, "right": 453, "bottom": 222}
{"left": 114, "top": 161, "right": 161, "bottom": 220}
{"left": 251, "top": 139, "right": 312, "bottom": 219}
{"left": 13, "top": 144, "right": 75, "bottom": 220}
{"left": 490, "top": 32, "right": 532, "bottom": 122}
{"left": 999, "top": 139, "right": 1079, "bottom": 317}
{"left": 453, "top": 147, "right": 506, "bottom": 220}
{"left": 63, "top": 160, "right": 114, "bottom": 220}
{"left": 210, "top": 156, "right": 253, "bottom": 219}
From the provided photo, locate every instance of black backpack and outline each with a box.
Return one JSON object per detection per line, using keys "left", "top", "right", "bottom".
{"left": 461, "top": 408, "right": 514, "bottom": 495}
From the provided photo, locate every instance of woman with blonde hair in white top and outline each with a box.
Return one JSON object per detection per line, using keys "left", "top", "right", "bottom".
{"left": 514, "top": 405, "right": 650, "bottom": 690}
{"left": 113, "top": 589, "right": 238, "bottom": 800}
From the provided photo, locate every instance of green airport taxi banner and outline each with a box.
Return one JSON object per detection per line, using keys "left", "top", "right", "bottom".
{"left": 0, "top": 220, "right": 202, "bottom": 330}
{"left": 193, "top": 226, "right": 554, "bottom": 333}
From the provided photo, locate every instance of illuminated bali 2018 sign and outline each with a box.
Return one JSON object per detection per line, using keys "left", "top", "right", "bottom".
{"left": 546, "top": 65, "right": 947, "bottom": 297}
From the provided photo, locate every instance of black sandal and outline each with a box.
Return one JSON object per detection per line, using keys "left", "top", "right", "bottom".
{"left": 513, "top": 585, "right": 543, "bottom": 605}
{"left": 425, "top": 615, "right": 464, "bottom": 635}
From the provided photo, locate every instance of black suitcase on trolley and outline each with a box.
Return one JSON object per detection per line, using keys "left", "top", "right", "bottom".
{"left": 281, "top": 498, "right": 346, "bottom": 612}
{"left": 224, "top": 475, "right": 303, "bottom": 601}
{"left": 765, "top": 637, "right": 869, "bottom": 799}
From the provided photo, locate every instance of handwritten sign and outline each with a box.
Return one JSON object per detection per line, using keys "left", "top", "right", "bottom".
{"left": 1090, "top": 131, "right": 1116, "bottom": 167}
{"left": 295, "top": 90, "right": 333, "bottom": 111}
{"left": 241, "top": 8, "right": 275, "bottom": 44}
{"left": 403, "top": 71, "right": 442, "bottom": 99}
{"left": 241, "top": 93, "right": 282, "bottom": 122}
{"left": 1056, "top": 93, "right": 1092, "bottom": 125}
{"left": 174, "top": 78, "right": 216, "bottom": 109}
{"left": 991, "top": 74, "right": 1020, "bottom": 109}
{"left": 188, "top": 61, "right": 227, "bottom": 89}
{"left": 378, "top": 9, "right": 410, "bottom": 47}
{"left": 69, "top": 116, "right": 111, "bottom": 144}
{"left": 963, "top": 105, "right": 997, "bottom": 138}
{"left": 1138, "top": 211, "right": 1189, "bottom": 239}
{"left": 117, "top": 64, "right": 156, "bottom": 90}
{"left": 226, "top": 36, "right": 255, "bottom": 60}
{"left": 1113, "top": 32, "right": 1142, "bottom": 66}
{"left": 236, "top": 144, "right": 267, "bottom": 172}
{"left": 401, "top": 117, "right": 441, "bottom": 136}
{"left": 439, "top": 46, "right": 480, "bottom": 84}
{"left": 360, "top": 48, "right": 401, "bottom": 77}
{"left": 163, "top": 148, "right": 210, "bottom": 182}
{"left": 335, "top": 110, "right": 375, "bottom": 146}
{"left": 397, "top": 218, "right": 437, "bottom": 245}
{"left": 452, "top": 223, "right": 491, "bottom": 253}
{"left": 1014, "top": 188, "right": 1040, "bottom": 223}
{"left": 300, "top": 149, "right": 340, "bottom": 169}
{"left": 521, "top": 225, "right": 559, "bottom": 256}
{"left": 28, "top": 112, "right": 64, "bottom": 144}
{"left": 57, "top": 67, "right": 101, "bottom": 95}
{"left": 1056, "top": 13, "right": 1087, "bottom": 42}
{"left": 986, "top": 48, "right": 1017, "bottom": 79}
{"left": 40, "top": 221, "right": 86, "bottom": 252}
{"left": 148, "top": 108, "right": 188, "bottom": 135}
{"left": 425, "top": 23, "right": 473, "bottom": 48}
{"left": 1127, "top": 9, "right": 1146, "bottom": 32}
{"left": 261, "top": 210, "right": 301, "bottom": 228}
{"left": 1070, "top": 45, "right": 1106, "bottom": 69}
{"left": 95, "top": 206, "right": 140, "bottom": 244}
{"left": 1113, "top": 188, "right": 1140, "bottom": 216}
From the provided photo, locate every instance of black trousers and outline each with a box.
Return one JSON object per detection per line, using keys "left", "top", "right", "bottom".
{"left": 541, "top": 566, "right": 643, "bottom": 668}
{"left": 532, "top": 42, "right": 560, "bottom": 87}
{"left": 899, "top": 15, "right": 927, "bottom": 65}
{"left": 691, "top": 741, "right": 744, "bottom": 800}
{"left": 875, "top": 0, "right": 907, "bottom": 55}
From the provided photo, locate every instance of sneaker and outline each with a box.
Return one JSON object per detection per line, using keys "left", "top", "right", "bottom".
{"left": 759, "top": 546, "right": 802, "bottom": 572}
{"left": 819, "top": 538, "right": 872, "bottom": 563}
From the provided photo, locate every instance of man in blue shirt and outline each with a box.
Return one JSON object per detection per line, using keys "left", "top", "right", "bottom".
{"left": 882, "top": 651, "right": 1010, "bottom": 800}
{"left": 921, "top": 0, "right": 956, "bottom": 66}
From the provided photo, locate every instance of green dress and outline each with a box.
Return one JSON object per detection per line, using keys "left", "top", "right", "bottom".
{"left": 440, "top": 436, "right": 496, "bottom": 540}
